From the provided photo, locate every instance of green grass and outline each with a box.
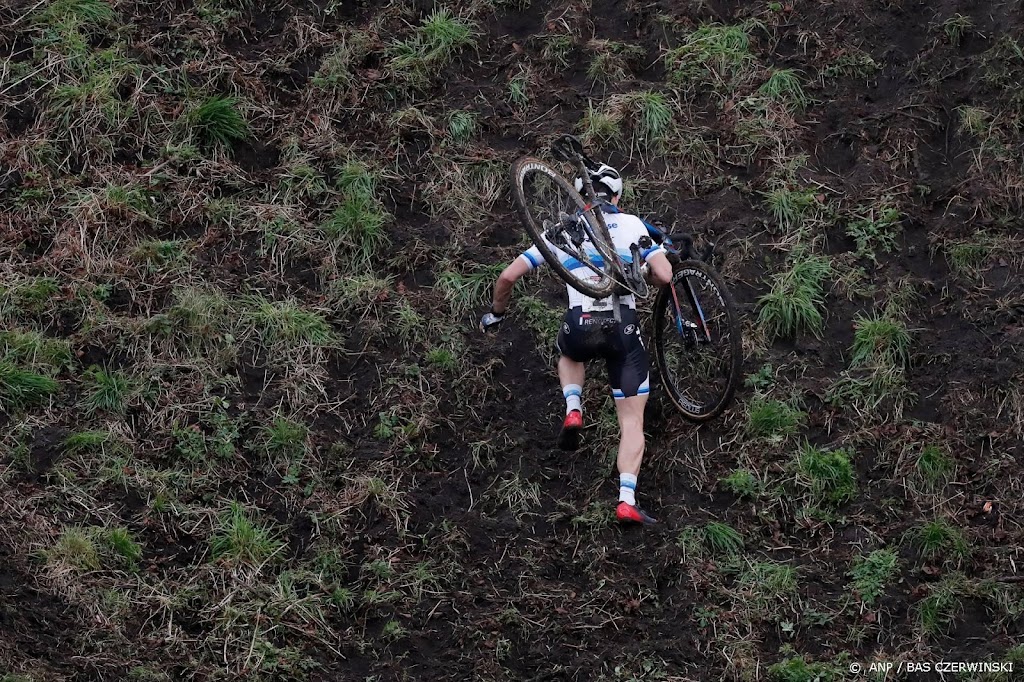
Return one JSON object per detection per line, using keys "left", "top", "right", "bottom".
{"left": 132, "top": 239, "right": 189, "bottom": 273}
{"left": 436, "top": 263, "right": 504, "bottom": 314}
{"left": 794, "top": 443, "right": 857, "bottom": 506}
{"left": 334, "top": 161, "right": 380, "bottom": 200}
{"left": 918, "top": 574, "right": 966, "bottom": 636}
{"left": 102, "top": 527, "right": 143, "bottom": 568}
{"left": 586, "top": 39, "right": 644, "bottom": 85}
{"left": 848, "top": 549, "right": 898, "bottom": 605}
{"left": 81, "top": 366, "right": 133, "bottom": 415}
{"left": 768, "top": 655, "right": 843, "bottom": 682}
{"left": 508, "top": 65, "right": 530, "bottom": 108}
{"left": 850, "top": 313, "right": 911, "bottom": 368}
{"left": 185, "top": 96, "right": 249, "bottom": 148}
{"left": 746, "top": 395, "right": 805, "bottom": 439}
{"left": 390, "top": 8, "right": 477, "bottom": 82}
{"left": 909, "top": 519, "right": 970, "bottom": 563}
{"left": 915, "top": 444, "right": 954, "bottom": 491}
{"left": 258, "top": 416, "right": 308, "bottom": 460}
{"left": 447, "top": 110, "right": 478, "bottom": 145}
{"left": 703, "top": 522, "right": 745, "bottom": 556}
{"left": 0, "top": 361, "right": 59, "bottom": 410}
{"left": 209, "top": 501, "right": 285, "bottom": 566}
{"left": 756, "top": 251, "right": 832, "bottom": 340}
{"left": 941, "top": 13, "right": 973, "bottom": 46}
{"left": 763, "top": 186, "right": 818, "bottom": 230}
{"left": 47, "top": 527, "right": 101, "bottom": 571}
{"left": 39, "top": 0, "right": 115, "bottom": 24}
{"left": 720, "top": 468, "right": 762, "bottom": 498}
{"left": 846, "top": 200, "right": 902, "bottom": 262}
{"left": 944, "top": 232, "right": 1003, "bottom": 276}
{"left": 166, "top": 286, "right": 233, "bottom": 346}
{"left": 738, "top": 561, "right": 798, "bottom": 606}
{"left": 0, "top": 330, "right": 72, "bottom": 371}
{"left": 320, "top": 194, "right": 391, "bottom": 263}
{"left": 630, "top": 90, "right": 674, "bottom": 146}
{"left": 245, "top": 298, "right": 337, "bottom": 351}
{"left": 541, "top": 34, "right": 575, "bottom": 69}
{"left": 664, "top": 22, "right": 753, "bottom": 92}
{"left": 758, "top": 69, "right": 808, "bottom": 110}
{"left": 579, "top": 102, "right": 623, "bottom": 146}
{"left": 822, "top": 50, "right": 881, "bottom": 80}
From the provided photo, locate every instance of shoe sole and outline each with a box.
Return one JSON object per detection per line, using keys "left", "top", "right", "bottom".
{"left": 556, "top": 425, "right": 582, "bottom": 451}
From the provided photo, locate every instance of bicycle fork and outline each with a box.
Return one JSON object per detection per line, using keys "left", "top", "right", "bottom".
{"left": 669, "top": 276, "right": 713, "bottom": 346}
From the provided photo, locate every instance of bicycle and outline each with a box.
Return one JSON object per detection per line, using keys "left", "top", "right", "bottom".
{"left": 510, "top": 134, "right": 742, "bottom": 421}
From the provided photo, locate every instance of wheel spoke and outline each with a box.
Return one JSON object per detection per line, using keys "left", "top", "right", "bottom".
{"left": 657, "top": 265, "right": 740, "bottom": 418}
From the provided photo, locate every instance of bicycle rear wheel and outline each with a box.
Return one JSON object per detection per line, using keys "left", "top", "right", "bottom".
{"left": 510, "top": 157, "right": 618, "bottom": 299}
{"left": 653, "top": 260, "right": 742, "bottom": 421}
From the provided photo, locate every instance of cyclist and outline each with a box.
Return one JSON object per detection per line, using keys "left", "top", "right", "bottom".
{"left": 479, "top": 162, "right": 673, "bottom": 524}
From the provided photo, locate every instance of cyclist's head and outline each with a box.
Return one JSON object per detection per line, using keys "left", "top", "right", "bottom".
{"left": 575, "top": 164, "right": 622, "bottom": 202}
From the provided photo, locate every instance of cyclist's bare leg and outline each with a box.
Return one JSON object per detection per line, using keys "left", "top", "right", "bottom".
{"left": 614, "top": 394, "right": 647, "bottom": 477}
{"left": 557, "top": 355, "right": 585, "bottom": 392}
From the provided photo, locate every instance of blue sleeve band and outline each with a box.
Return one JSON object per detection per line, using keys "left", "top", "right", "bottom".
{"left": 522, "top": 251, "right": 540, "bottom": 268}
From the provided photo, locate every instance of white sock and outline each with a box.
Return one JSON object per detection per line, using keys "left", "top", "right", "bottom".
{"left": 563, "top": 384, "right": 582, "bottom": 415}
{"left": 619, "top": 473, "right": 637, "bottom": 505}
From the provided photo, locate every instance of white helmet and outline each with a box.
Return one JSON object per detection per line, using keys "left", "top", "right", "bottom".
{"left": 575, "top": 164, "right": 622, "bottom": 199}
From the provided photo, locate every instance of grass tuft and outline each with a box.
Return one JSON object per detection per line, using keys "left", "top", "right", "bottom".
{"left": 848, "top": 549, "right": 898, "bottom": 605}
{"left": 846, "top": 199, "right": 902, "bottom": 262}
{"left": 47, "top": 528, "right": 101, "bottom": 571}
{"left": 758, "top": 69, "right": 808, "bottom": 110}
{"left": 664, "top": 22, "right": 753, "bottom": 93}
{"left": 720, "top": 468, "right": 762, "bottom": 498}
{"left": 447, "top": 111, "right": 478, "bottom": 145}
{"left": 81, "top": 366, "right": 133, "bottom": 415}
{"left": 915, "top": 444, "right": 954, "bottom": 491}
{"left": 210, "top": 501, "right": 285, "bottom": 566}
{"left": 704, "top": 521, "right": 745, "bottom": 556}
{"left": 40, "top": 0, "right": 115, "bottom": 24}
{"left": 0, "top": 361, "right": 59, "bottom": 410}
{"left": 746, "top": 395, "right": 805, "bottom": 440}
{"left": 909, "top": 520, "right": 970, "bottom": 563}
{"left": 794, "top": 443, "right": 857, "bottom": 506}
{"left": 756, "top": 251, "right": 832, "bottom": 340}
{"left": 850, "top": 312, "right": 911, "bottom": 368}
{"left": 185, "top": 97, "right": 249, "bottom": 149}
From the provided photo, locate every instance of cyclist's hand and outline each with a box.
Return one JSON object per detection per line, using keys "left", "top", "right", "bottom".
{"left": 479, "top": 309, "right": 506, "bottom": 332}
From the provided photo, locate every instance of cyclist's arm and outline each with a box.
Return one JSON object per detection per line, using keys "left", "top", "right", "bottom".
{"left": 645, "top": 250, "right": 672, "bottom": 287}
{"left": 491, "top": 248, "right": 541, "bottom": 315}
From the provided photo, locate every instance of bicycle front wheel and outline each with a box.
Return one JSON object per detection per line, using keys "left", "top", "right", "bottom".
{"left": 510, "top": 157, "right": 618, "bottom": 299}
{"left": 653, "top": 260, "right": 742, "bottom": 421}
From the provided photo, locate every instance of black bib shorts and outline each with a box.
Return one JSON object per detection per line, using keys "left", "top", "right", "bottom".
{"left": 555, "top": 305, "right": 651, "bottom": 400}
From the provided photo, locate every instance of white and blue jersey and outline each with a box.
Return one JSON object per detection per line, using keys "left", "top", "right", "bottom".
{"left": 519, "top": 205, "right": 665, "bottom": 312}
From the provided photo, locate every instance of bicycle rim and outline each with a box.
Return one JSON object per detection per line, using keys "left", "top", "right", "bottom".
{"left": 654, "top": 260, "right": 742, "bottom": 421}
{"left": 511, "top": 158, "right": 617, "bottom": 299}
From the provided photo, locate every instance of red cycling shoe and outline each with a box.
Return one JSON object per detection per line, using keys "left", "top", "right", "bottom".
{"left": 616, "top": 502, "right": 657, "bottom": 525}
{"left": 557, "top": 410, "right": 583, "bottom": 451}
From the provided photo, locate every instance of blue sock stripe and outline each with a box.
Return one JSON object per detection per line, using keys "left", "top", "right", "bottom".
{"left": 563, "top": 389, "right": 582, "bottom": 397}
{"left": 620, "top": 481, "right": 636, "bottom": 490}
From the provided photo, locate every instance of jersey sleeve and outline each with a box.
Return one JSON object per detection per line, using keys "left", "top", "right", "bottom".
{"left": 519, "top": 246, "right": 544, "bottom": 270}
{"left": 630, "top": 216, "right": 666, "bottom": 259}
{"left": 641, "top": 219, "right": 665, "bottom": 244}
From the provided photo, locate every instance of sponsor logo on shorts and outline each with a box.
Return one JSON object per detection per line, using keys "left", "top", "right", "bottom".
{"left": 624, "top": 324, "right": 636, "bottom": 335}
{"left": 562, "top": 323, "right": 570, "bottom": 333}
